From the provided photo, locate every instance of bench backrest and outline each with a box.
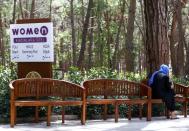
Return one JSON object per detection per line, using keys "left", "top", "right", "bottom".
{"left": 174, "top": 83, "right": 188, "bottom": 96}
{"left": 82, "top": 79, "right": 151, "bottom": 98}
{"left": 10, "top": 78, "right": 84, "bottom": 99}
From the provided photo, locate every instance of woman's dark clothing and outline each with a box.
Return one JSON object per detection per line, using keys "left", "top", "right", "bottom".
{"left": 150, "top": 72, "right": 175, "bottom": 111}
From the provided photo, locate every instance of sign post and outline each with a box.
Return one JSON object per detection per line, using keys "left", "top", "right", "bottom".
{"left": 10, "top": 18, "right": 53, "bottom": 78}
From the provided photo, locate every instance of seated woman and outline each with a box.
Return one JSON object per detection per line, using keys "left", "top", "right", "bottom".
{"left": 148, "top": 64, "right": 178, "bottom": 119}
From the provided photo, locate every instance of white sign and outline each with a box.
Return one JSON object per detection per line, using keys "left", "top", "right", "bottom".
{"left": 10, "top": 22, "right": 54, "bottom": 62}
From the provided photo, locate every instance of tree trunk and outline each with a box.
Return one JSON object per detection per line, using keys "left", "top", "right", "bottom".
{"left": 88, "top": 8, "right": 94, "bottom": 69}
{"left": 175, "top": 1, "right": 185, "bottom": 76}
{"left": 77, "top": 0, "right": 93, "bottom": 68}
{"left": 181, "top": 0, "right": 189, "bottom": 75}
{"left": 30, "top": 0, "right": 35, "bottom": 19}
{"left": 169, "top": 9, "right": 178, "bottom": 76}
{"left": 139, "top": 0, "right": 146, "bottom": 72}
{"left": 12, "top": 0, "right": 17, "bottom": 24}
{"left": 81, "top": 0, "right": 85, "bottom": 24}
{"left": 0, "top": 11, "right": 4, "bottom": 65}
{"left": 19, "top": 0, "right": 24, "bottom": 19}
{"left": 185, "top": 42, "right": 189, "bottom": 74}
{"left": 70, "top": 0, "right": 77, "bottom": 66}
{"left": 25, "top": 0, "right": 29, "bottom": 18}
{"left": 144, "top": 0, "right": 169, "bottom": 75}
{"left": 104, "top": 11, "right": 111, "bottom": 68}
{"left": 125, "top": 0, "right": 136, "bottom": 72}
{"left": 169, "top": 0, "right": 187, "bottom": 76}
{"left": 112, "top": 0, "right": 126, "bottom": 70}
{"left": 49, "top": 0, "right": 52, "bottom": 19}
{"left": 59, "top": 37, "right": 64, "bottom": 72}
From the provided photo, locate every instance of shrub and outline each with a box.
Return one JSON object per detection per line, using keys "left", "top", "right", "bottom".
{"left": 86, "top": 67, "right": 118, "bottom": 80}
{"left": 172, "top": 75, "right": 189, "bottom": 86}
{"left": 0, "top": 66, "right": 17, "bottom": 122}
{"left": 66, "top": 66, "right": 84, "bottom": 84}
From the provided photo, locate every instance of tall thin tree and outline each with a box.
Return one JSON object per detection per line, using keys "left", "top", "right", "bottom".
{"left": 0, "top": 10, "right": 4, "bottom": 65}
{"left": 30, "top": 0, "right": 35, "bottom": 18}
{"left": 19, "top": 0, "right": 24, "bottom": 19}
{"left": 77, "top": 0, "right": 93, "bottom": 68}
{"left": 49, "top": 0, "right": 52, "bottom": 19}
{"left": 88, "top": 5, "right": 95, "bottom": 69}
{"left": 70, "top": 0, "right": 77, "bottom": 66}
{"left": 12, "top": 0, "right": 17, "bottom": 23}
{"left": 112, "top": 0, "right": 126, "bottom": 70}
{"left": 104, "top": 8, "right": 111, "bottom": 68}
{"left": 125, "top": 0, "right": 136, "bottom": 72}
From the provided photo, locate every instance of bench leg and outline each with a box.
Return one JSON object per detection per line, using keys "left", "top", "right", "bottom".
{"left": 128, "top": 104, "right": 131, "bottom": 120}
{"left": 35, "top": 106, "right": 39, "bottom": 123}
{"left": 62, "top": 106, "right": 65, "bottom": 124}
{"left": 47, "top": 105, "right": 51, "bottom": 126}
{"left": 183, "top": 102, "right": 187, "bottom": 117}
{"left": 103, "top": 104, "right": 107, "bottom": 120}
{"left": 14, "top": 106, "right": 17, "bottom": 125}
{"left": 81, "top": 104, "right": 86, "bottom": 125}
{"left": 10, "top": 103, "right": 15, "bottom": 127}
{"left": 115, "top": 103, "right": 119, "bottom": 123}
{"left": 147, "top": 102, "right": 151, "bottom": 121}
{"left": 165, "top": 107, "right": 170, "bottom": 119}
{"left": 139, "top": 104, "right": 142, "bottom": 120}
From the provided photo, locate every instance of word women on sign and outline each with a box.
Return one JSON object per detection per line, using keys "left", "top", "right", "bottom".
{"left": 12, "top": 26, "right": 48, "bottom": 36}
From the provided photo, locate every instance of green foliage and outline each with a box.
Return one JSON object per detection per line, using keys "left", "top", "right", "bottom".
{"left": 86, "top": 67, "right": 118, "bottom": 79}
{"left": 53, "top": 69, "right": 64, "bottom": 80}
{"left": 172, "top": 75, "right": 189, "bottom": 86}
{"left": 67, "top": 66, "right": 84, "bottom": 84}
{"left": 0, "top": 66, "right": 17, "bottom": 122}
{"left": 66, "top": 66, "right": 119, "bottom": 84}
{"left": 125, "top": 72, "right": 146, "bottom": 82}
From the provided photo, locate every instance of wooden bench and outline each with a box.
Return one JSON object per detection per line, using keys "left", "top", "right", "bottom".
{"left": 174, "top": 83, "right": 188, "bottom": 117}
{"left": 10, "top": 78, "right": 86, "bottom": 127}
{"left": 82, "top": 79, "right": 151, "bottom": 122}
{"left": 141, "top": 80, "right": 188, "bottom": 120}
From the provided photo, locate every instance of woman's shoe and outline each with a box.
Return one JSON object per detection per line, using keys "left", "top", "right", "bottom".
{"left": 170, "top": 111, "right": 179, "bottom": 119}
{"left": 170, "top": 116, "right": 179, "bottom": 119}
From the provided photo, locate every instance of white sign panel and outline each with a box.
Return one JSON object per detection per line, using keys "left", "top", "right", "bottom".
{"left": 10, "top": 22, "right": 54, "bottom": 62}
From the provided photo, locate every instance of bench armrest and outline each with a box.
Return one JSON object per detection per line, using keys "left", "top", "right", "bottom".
{"left": 139, "top": 83, "right": 152, "bottom": 99}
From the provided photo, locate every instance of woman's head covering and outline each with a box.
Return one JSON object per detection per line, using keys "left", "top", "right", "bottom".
{"left": 159, "top": 64, "right": 169, "bottom": 75}
{"left": 148, "top": 64, "right": 169, "bottom": 86}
